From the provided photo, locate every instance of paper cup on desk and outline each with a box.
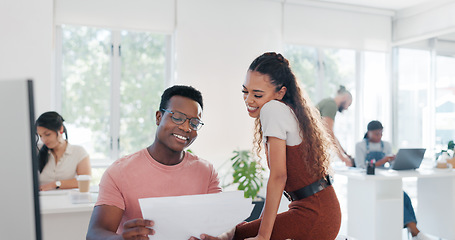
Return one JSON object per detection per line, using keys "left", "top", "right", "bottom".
{"left": 77, "top": 175, "right": 91, "bottom": 193}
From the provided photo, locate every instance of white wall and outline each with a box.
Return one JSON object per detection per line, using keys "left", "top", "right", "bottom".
{"left": 284, "top": 2, "right": 393, "bottom": 52}
{"left": 0, "top": 0, "right": 53, "bottom": 115}
{"left": 393, "top": 0, "right": 455, "bottom": 44}
{"left": 175, "top": 0, "right": 283, "bottom": 165}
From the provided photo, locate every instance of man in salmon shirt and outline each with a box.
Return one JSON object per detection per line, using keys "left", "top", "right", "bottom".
{"left": 87, "top": 85, "right": 222, "bottom": 240}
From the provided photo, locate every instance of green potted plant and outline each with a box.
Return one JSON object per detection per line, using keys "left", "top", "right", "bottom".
{"left": 448, "top": 140, "right": 454, "bottom": 151}
{"left": 230, "top": 150, "right": 264, "bottom": 199}
{"left": 228, "top": 150, "right": 265, "bottom": 222}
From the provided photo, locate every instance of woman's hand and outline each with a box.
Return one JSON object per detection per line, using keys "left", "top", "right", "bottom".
{"left": 121, "top": 218, "right": 155, "bottom": 240}
{"left": 189, "top": 227, "right": 235, "bottom": 240}
{"left": 386, "top": 155, "right": 396, "bottom": 161}
{"left": 377, "top": 155, "right": 396, "bottom": 167}
{"left": 189, "top": 235, "right": 221, "bottom": 240}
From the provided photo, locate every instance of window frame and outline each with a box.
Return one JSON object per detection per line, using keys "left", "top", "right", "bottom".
{"left": 393, "top": 39, "right": 455, "bottom": 156}
{"left": 284, "top": 44, "right": 391, "bottom": 155}
{"left": 54, "top": 24, "right": 173, "bottom": 167}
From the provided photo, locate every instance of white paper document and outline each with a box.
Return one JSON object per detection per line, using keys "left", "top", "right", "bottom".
{"left": 139, "top": 191, "right": 254, "bottom": 239}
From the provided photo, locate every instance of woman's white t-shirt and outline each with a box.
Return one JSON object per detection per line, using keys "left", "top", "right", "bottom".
{"left": 260, "top": 100, "right": 302, "bottom": 146}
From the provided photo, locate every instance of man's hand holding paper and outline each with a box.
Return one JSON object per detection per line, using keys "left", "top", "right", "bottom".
{"left": 139, "top": 191, "right": 253, "bottom": 239}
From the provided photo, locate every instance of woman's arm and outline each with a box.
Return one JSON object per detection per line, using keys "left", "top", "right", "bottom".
{"left": 62, "top": 156, "right": 91, "bottom": 189}
{"left": 376, "top": 155, "right": 395, "bottom": 167}
{"left": 76, "top": 156, "right": 92, "bottom": 176}
{"left": 248, "top": 136, "right": 287, "bottom": 240}
{"left": 41, "top": 156, "right": 92, "bottom": 190}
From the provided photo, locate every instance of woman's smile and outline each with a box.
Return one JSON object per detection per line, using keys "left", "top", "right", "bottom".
{"left": 246, "top": 105, "right": 259, "bottom": 113}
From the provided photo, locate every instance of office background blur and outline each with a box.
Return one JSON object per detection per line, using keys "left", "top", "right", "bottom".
{"left": 1, "top": 0, "right": 455, "bottom": 184}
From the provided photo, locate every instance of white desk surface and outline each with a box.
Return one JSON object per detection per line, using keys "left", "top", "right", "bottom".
{"left": 40, "top": 189, "right": 97, "bottom": 214}
{"left": 334, "top": 167, "right": 455, "bottom": 180}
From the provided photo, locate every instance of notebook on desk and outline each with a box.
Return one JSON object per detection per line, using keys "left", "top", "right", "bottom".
{"left": 390, "top": 148, "right": 426, "bottom": 170}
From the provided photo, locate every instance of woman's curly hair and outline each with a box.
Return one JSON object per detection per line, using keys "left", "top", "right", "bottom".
{"left": 249, "top": 52, "right": 332, "bottom": 179}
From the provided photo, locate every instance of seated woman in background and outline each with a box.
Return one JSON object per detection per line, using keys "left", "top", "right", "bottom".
{"left": 355, "top": 120, "right": 429, "bottom": 240}
{"left": 36, "top": 111, "right": 91, "bottom": 191}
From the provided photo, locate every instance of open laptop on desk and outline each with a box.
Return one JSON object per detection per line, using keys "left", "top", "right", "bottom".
{"left": 390, "top": 148, "right": 426, "bottom": 170}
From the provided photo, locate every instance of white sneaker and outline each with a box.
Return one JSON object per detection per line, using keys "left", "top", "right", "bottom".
{"left": 412, "top": 232, "right": 431, "bottom": 240}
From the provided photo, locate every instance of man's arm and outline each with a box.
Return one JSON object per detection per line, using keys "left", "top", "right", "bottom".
{"left": 86, "top": 205, "right": 154, "bottom": 240}
{"left": 87, "top": 205, "right": 124, "bottom": 240}
{"left": 321, "top": 116, "right": 353, "bottom": 167}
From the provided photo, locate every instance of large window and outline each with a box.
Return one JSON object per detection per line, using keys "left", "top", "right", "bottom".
{"left": 362, "top": 52, "right": 391, "bottom": 141}
{"left": 284, "top": 45, "right": 389, "bottom": 155}
{"left": 435, "top": 55, "right": 455, "bottom": 149}
{"left": 57, "top": 25, "right": 169, "bottom": 166}
{"left": 396, "top": 49, "right": 431, "bottom": 149}
{"left": 324, "top": 49, "right": 356, "bottom": 154}
{"left": 395, "top": 46, "right": 455, "bottom": 155}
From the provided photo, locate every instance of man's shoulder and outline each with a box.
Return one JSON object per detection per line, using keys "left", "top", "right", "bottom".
{"left": 317, "top": 98, "right": 336, "bottom": 108}
{"left": 317, "top": 98, "right": 337, "bottom": 119}
{"left": 185, "top": 152, "right": 215, "bottom": 170}
{"left": 107, "top": 148, "right": 147, "bottom": 172}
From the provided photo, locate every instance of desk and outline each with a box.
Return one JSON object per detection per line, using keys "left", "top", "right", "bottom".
{"left": 336, "top": 168, "right": 455, "bottom": 240}
{"left": 40, "top": 190, "right": 96, "bottom": 240}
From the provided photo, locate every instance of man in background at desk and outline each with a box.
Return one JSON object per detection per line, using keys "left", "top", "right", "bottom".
{"left": 316, "top": 85, "right": 353, "bottom": 166}
{"left": 86, "top": 85, "right": 222, "bottom": 240}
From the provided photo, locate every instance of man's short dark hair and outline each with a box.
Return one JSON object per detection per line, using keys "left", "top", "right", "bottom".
{"left": 159, "top": 85, "right": 203, "bottom": 111}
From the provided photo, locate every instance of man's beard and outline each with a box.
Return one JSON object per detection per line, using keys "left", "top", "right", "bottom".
{"left": 338, "top": 104, "right": 345, "bottom": 113}
{"left": 338, "top": 102, "right": 346, "bottom": 113}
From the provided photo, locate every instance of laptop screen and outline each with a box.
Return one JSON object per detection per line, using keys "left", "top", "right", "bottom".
{"left": 391, "top": 148, "right": 426, "bottom": 170}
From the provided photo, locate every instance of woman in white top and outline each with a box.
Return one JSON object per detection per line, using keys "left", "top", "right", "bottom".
{"left": 36, "top": 111, "right": 91, "bottom": 191}
{"left": 194, "top": 52, "right": 341, "bottom": 240}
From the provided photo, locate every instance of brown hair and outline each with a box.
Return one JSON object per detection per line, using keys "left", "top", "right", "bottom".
{"left": 248, "top": 52, "right": 332, "bottom": 178}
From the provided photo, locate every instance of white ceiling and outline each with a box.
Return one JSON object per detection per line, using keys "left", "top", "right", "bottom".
{"left": 318, "top": 0, "right": 433, "bottom": 10}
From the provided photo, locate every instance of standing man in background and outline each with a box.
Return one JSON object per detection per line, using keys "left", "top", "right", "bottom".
{"left": 316, "top": 85, "right": 353, "bottom": 167}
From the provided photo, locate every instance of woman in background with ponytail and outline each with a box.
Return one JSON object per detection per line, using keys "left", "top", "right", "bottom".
{"left": 36, "top": 111, "right": 91, "bottom": 191}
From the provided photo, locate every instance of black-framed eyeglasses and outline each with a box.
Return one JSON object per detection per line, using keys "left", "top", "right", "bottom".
{"left": 161, "top": 109, "right": 204, "bottom": 131}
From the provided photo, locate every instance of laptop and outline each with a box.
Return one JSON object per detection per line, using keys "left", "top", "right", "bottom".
{"left": 390, "top": 148, "right": 426, "bottom": 170}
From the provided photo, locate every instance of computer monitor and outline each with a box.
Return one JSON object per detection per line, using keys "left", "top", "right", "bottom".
{"left": 0, "top": 79, "right": 42, "bottom": 240}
